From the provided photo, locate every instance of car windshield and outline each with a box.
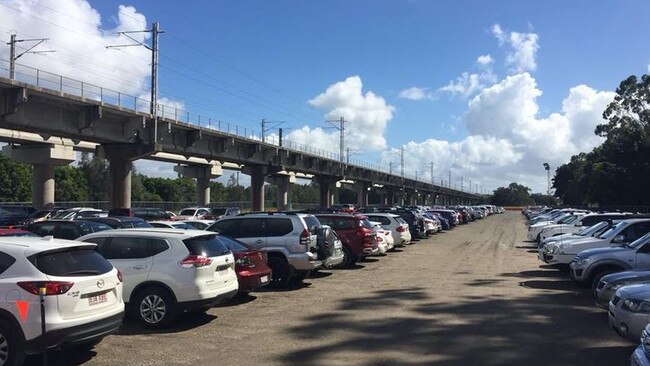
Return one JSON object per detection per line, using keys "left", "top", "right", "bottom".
{"left": 215, "top": 235, "right": 250, "bottom": 252}
{"left": 576, "top": 221, "right": 609, "bottom": 236}
{"left": 51, "top": 210, "right": 77, "bottom": 220}
{"left": 211, "top": 208, "right": 227, "bottom": 215}
{"left": 628, "top": 232, "right": 650, "bottom": 249}
{"left": 179, "top": 209, "right": 196, "bottom": 216}
{"left": 183, "top": 234, "right": 231, "bottom": 257}
{"left": 598, "top": 222, "right": 624, "bottom": 239}
{"left": 557, "top": 215, "right": 577, "bottom": 224}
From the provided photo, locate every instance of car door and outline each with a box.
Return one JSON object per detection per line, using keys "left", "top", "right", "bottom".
{"left": 616, "top": 222, "right": 650, "bottom": 246}
{"left": 635, "top": 237, "right": 650, "bottom": 269}
{"left": 97, "top": 236, "right": 153, "bottom": 302}
{"left": 233, "top": 218, "right": 267, "bottom": 251}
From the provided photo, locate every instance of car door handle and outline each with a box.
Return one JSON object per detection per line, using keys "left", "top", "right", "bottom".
{"left": 133, "top": 265, "right": 147, "bottom": 270}
{"left": 255, "top": 239, "right": 264, "bottom": 244}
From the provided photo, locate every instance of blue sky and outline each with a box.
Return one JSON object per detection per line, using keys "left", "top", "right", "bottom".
{"left": 2, "top": 0, "right": 649, "bottom": 193}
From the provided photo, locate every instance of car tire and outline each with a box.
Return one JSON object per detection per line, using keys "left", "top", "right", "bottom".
{"left": 132, "top": 286, "right": 177, "bottom": 329}
{"left": 536, "top": 233, "right": 541, "bottom": 244}
{"left": 268, "top": 256, "right": 292, "bottom": 288}
{"left": 591, "top": 269, "right": 619, "bottom": 290}
{"left": 0, "top": 319, "right": 25, "bottom": 366}
{"left": 337, "top": 245, "right": 357, "bottom": 268}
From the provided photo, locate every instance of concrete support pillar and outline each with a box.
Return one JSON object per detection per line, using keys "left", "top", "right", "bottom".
{"left": 174, "top": 164, "right": 223, "bottom": 206}
{"left": 266, "top": 172, "right": 296, "bottom": 211}
{"left": 316, "top": 175, "right": 336, "bottom": 208}
{"left": 248, "top": 166, "right": 266, "bottom": 212}
{"left": 355, "top": 182, "right": 370, "bottom": 208}
{"left": 2, "top": 144, "right": 75, "bottom": 210}
{"left": 98, "top": 143, "right": 156, "bottom": 209}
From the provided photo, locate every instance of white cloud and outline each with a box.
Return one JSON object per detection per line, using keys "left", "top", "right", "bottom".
{"left": 288, "top": 76, "right": 395, "bottom": 153}
{"left": 439, "top": 72, "right": 485, "bottom": 98}
{"left": 476, "top": 54, "right": 494, "bottom": 66}
{"left": 0, "top": 0, "right": 151, "bottom": 96}
{"left": 398, "top": 87, "right": 433, "bottom": 101}
{"left": 491, "top": 24, "right": 539, "bottom": 73}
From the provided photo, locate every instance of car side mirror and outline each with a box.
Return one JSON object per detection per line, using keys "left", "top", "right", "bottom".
{"left": 612, "top": 234, "right": 626, "bottom": 244}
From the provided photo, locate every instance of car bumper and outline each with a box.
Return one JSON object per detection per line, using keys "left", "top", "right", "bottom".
{"left": 288, "top": 252, "right": 323, "bottom": 271}
{"left": 25, "top": 312, "right": 123, "bottom": 354}
{"left": 631, "top": 345, "right": 650, "bottom": 366}
{"left": 595, "top": 289, "right": 614, "bottom": 310}
{"left": 609, "top": 307, "right": 647, "bottom": 342}
{"left": 237, "top": 270, "right": 272, "bottom": 292}
{"left": 323, "top": 248, "right": 344, "bottom": 267}
{"left": 179, "top": 288, "right": 239, "bottom": 310}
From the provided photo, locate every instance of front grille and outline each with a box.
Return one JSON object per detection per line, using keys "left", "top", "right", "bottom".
{"left": 642, "top": 330, "right": 650, "bottom": 358}
{"left": 597, "top": 281, "right": 607, "bottom": 290}
{"left": 612, "top": 296, "right": 621, "bottom": 306}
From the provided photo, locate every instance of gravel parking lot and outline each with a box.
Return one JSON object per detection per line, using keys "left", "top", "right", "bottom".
{"left": 28, "top": 211, "right": 634, "bottom": 365}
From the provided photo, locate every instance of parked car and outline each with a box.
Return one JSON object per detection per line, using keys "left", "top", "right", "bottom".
{"left": 630, "top": 323, "right": 650, "bottom": 365}
{"left": 108, "top": 207, "right": 173, "bottom": 221}
{"left": 78, "top": 216, "right": 153, "bottom": 229}
{"left": 26, "top": 220, "right": 113, "bottom": 240}
{"left": 204, "top": 207, "right": 241, "bottom": 220}
{"left": 595, "top": 271, "right": 650, "bottom": 309}
{"left": 547, "top": 219, "right": 650, "bottom": 267}
{"left": 317, "top": 225, "right": 345, "bottom": 268}
{"left": 149, "top": 221, "right": 196, "bottom": 230}
{"left": 570, "top": 230, "right": 650, "bottom": 288}
{"left": 180, "top": 220, "right": 215, "bottom": 230}
{"left": 329, "top": 204, "right": 356, "bottom": 213}
{"left": 50, "top": 207, "right": 107, "bottom": 221}
{"left": 364, "top": 213, "right": 411, "bottom": 246}
{"left": 314, "top": 213, "right": 378, "bottom": 267}
{"left": 78, "top": 229, "right": 238, "bottom": 328}
{"left": 207, "top": 212, "right": 323, "bottom": 287}
{"left": 176, "top": 207, "right": 212, "bottom": 220}
{"left": 0, "top": 228, "right": 38, "bottom": 237}
{"left": 19, "top": 209, "right": 62, "bottom": 226}
{"left": 0, "top": 236, "right": 124, "bottom": 364}
{"left": 213, "top": 234, "right": 272, "bottom": 293}
{"left": 0, "top": 206, "right": 36, "bottom": 227}
{"left": 539, "top": 212, "right": 634, "bottom": 242}
{"left": 369, "top": 221, "right": 394, "bottom": 254}
{"left": 609, "top": 283, "right": 650, "bottom": 341}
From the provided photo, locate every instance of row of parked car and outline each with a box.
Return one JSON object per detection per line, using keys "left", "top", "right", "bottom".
{"left": 0, "top": 203, "right": 503, "bottom": 365}
{"left": 522, "top": 206, "right": 650, "bottom": 365}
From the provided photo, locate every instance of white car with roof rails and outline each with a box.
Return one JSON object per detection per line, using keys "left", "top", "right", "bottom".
{"left": 538, "top": 212, "right": 634, "bottom": 242}
{"left": 364, "top": 213, "right": 411, "bottom": 246}
{"left": 0, "top": 236, "right": 124, "bottom": 365}
{"left": 539, "top": 220, "right": 619, "bottom": 263}
{"left": 176, "top": 207, "right": 211, "bottom": 220}
{"left": 78, "top": 229, "right": 238, "bottom": 329}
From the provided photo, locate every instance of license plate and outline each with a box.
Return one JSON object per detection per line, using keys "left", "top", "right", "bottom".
{"left": 88, "top": 293, "right": 107, "bottom": 306}
{"left": 260, "top": 275, "right": 269, "bottom": 283}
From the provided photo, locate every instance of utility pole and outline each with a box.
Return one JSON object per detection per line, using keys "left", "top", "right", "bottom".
{"left": 325, "top": 117, "right": 346, "bottom": 163}
{"left": 389, "top": 162, "right": 393, "bottom": 174}
{"left": 261, "top": 119, "right": 266, "bottom": 142}
{"left": 448, "top": 170, "right": 452, "bottom": 188}
{"left": 7, "top": 33, "right": 55, "bottom": 80}
{"left": 469, "top": 179, "right": 472, "bottom": 193}
{"left": 107, "top": 22, "right": 163, "bottom": 142}
{"left": 461, "top": 176, "right": 464, "bottom": 192}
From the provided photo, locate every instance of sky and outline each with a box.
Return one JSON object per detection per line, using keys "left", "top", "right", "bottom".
{"left": 1, "top": 0, "right": 649, "bottom": 194}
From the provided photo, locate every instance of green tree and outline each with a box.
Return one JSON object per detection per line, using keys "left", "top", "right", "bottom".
{"left": 78, "top": 153, "right": 109, "bottom": 201}
{"left": 489, "top": 183, "right": 534, "bottom": 206}
{"left": 54, "top": 165, "right": 88, "bottom": 201}
{"left": 0, "top": 155, "right": 31, "bottom": 202}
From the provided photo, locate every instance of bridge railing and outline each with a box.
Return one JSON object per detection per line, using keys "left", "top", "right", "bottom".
{"left": 0, "top": 59, "right": 478, "bottom": 193}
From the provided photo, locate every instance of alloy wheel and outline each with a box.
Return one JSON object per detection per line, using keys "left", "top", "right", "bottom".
{"left": 0, "top": 332, "right": 9, "bottom": 366}
{"left": 140, "top": 294, "right": 166, "bottom": 324}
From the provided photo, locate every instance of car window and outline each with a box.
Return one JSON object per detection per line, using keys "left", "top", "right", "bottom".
{"left": 183, "top": 234, "right": 231, "bottom": 257}
{"left": 30, "top": 247, "right": 113, "bottom": 276}
{"left": 0, "top": 251, "right": 16, "bottom": 275}
{"left": 207, "top": 219, "right": 239, "bottom": 236}
{"left": 171, "top": 223, "right": 194, "bottom": 230}
{"left": 82, "top": 236, "right": 109, "bottom": 247}
{"left": 302, "top": 216, "right": 321, "bottom": 233}
{"left": 149, "top": 222, "right": 171, "bottom": 228}
{"left": 78, "top": 221, "right": 113, "bottom": 234}
{"left": 179, "top": 209, "right": 196, "bottom": 216}
{"left": 150, "top": 239, "right": 169, "bottom": 256}
{"left": 599, "top": 222, "right": 623, "bottom": 239}
{"left": 367, "top": 216, "right": 391, "bottom": 225}
{"left": 215, "top": 235, "right": 250, "bottom": 252}
{"left": 103, "top": 237, "right": 151, "bottom": 259}
{"left": 266, "top": 218, "right": 293, "bottom": 237}
{"left": 623, "top": 222, "right": 650, "bottom": 242}
{"left": 185, "top": 221, "right": 208, "bottom": 230}
{"left": 56, "top": 224, "right": 82, "bottom": 240}
{"left": 239, "top": 218, "right": 266, "bottom": 238}
{"left": 211, "top": 208, "right": 227, "bottom": 215}
{"left": 131, "top": 220, "right": 152, "bottom": 228}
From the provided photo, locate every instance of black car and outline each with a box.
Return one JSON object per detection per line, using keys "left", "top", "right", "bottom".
{"left": 0, "top": 206, "right": 37, "bottom": 227}
{"left": 77, "top": 216, "right": 152, "bottom": 229}
{"left": 26, "top": 220, "right": 113, "bottom": 240}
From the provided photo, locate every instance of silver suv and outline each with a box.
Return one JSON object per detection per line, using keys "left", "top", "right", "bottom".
{"left": 207, "top": 213, "right": 323, "bottom": 288}
{"left": 570, "top": 226, "right": 650, "bottom": 289}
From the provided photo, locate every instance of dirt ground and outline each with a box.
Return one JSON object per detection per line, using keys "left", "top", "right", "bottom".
{"left": 28, "top": 211, "right": 635, "bottom": 366}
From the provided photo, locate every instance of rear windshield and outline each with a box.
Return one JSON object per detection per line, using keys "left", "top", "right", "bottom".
{"left": 303, "top": 215, "right": 321, "bottom": 233}
{"left": 215, "top": 235, "right": 250, "bottom": 252}
{"left": 183, "top": 235, "right": 231, "bottom": 257}
{"left": 395, "top": 217, "right": 407, "bottom": 225}
{"left": 179, "top": 209, "right": 196, "bottom": 216}
{"left": 30, "top": 248, "right": 113, "bottom": 276}
{"left": 360, "top": 219, "right": 374, "bottom": 229}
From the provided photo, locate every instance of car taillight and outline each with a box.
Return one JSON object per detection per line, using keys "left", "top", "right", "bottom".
{"left": 18, "top": 281, "right": 74, "bottom": 296}
{"left": 236, "top": 257, "right": 253, "bottom": 266}
{"left": 300, "top": 229, "right": 311, "bottom": 246}
{"left": 396, "top": 225, "right": 406, "bottom": 233}
{"left": 179, "top": 255, "right": 213, "bottom": 268}
{"left": 117, "top": 270, "right": 123, "bottom": 283}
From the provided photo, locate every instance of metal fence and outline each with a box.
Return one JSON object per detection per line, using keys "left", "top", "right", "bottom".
{"left": 0, "top": 201, "right": 320, "bottom": 212}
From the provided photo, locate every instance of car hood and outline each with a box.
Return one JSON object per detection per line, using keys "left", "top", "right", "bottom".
{"left": 616, "top": 283, "right": 650, "bottom": 300}
{"left": 602, "top": 271, "right": 650, "bottom": 285}
{"left": 578, "top": 246, "right": 630, "bottom": 259}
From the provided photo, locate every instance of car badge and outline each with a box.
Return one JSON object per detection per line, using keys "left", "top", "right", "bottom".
{"left": 225, "top": 257, "right": 229, "bottom": 263}
{"left": 97, "top": 279, "right": 105, "bottom": 288}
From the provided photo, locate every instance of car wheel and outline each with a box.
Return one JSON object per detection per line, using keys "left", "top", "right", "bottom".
{"left": 337, "top": 245, "right": 357, "bottom": 268}
{"left": 591, "top": 269, "right": 619, "bottom": 290}
{"left": 0, "top": 319, "right": 25, "bottom": 366}
{"left": 536, "top": 233, "right": 541, "bottom": 244}
{"left": 268, "top": 256, "right": 292, "bottom": 288}
{"left": 132, "top": 286, "right": 177, "bottom": 329}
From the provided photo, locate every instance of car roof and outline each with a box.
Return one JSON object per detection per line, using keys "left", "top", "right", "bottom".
{"left": 79, "top": 228, "right": 214, "bottom": 240}
{"left": 363, "top": 213, "right": 399, "bottom": 218}
{"left": 0, "top": 236, "right": 96, "bottom": 256}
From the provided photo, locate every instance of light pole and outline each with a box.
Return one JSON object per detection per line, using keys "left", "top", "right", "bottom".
{"left": 543, "top": 163, "right": 550, "bottom": 196}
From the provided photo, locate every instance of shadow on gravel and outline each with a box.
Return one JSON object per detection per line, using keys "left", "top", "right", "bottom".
{"left": 215, "top": 293, "right": 258, "bottom": 307}
{"left": 277, "top": 270, "right": 634, "bottom": 366}
{"left": 309, "top": 270, "right": 334, "bottom": 279}
{"left": 515, "top": 244, "right": 538, "bottom": 249}
{"left": 359, "top": 257, "right": 380, "bottom": 263}
{"left": 257, "top": 281, "right": 312, "bottom": 292}
{"left": 118, "top": 311, "right": 218, "bottom": 336}
{"left": 25, "top": 349, "right": 95, "bottom": 366}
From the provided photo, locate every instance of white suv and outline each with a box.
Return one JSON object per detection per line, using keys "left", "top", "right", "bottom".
{"left": 0, "top": 237, "right": 124, "bottom": 365}
{"left": 78, "top": 229, "right": 238, "bottom": 329}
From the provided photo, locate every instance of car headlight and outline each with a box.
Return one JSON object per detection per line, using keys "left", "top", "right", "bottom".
{"left": 576, "top": 257, "right": 591, "bottom": 266}
{"left": 550, "top": 245, "right": 560, "bottom": 254}
{"left": 559, "top": 244, "right": 568, "bottom": 254}
{"left": 623, "top": 299, "right": 650, "bottom": 313}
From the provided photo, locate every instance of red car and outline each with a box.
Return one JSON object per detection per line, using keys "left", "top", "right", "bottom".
{"left": 215, "top": 234, "right": 272, "bottom": 292}
{"left": 0, "top": 228, "right": 38, "bottom": 237}
{"left": 314, "top": 214, "right": 378, "bottom": 267}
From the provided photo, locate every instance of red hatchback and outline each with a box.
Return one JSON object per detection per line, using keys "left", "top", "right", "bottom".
{"left": 315, "top": 214, "right": 378, "bottom": 267}
{"left": 215, "top": 235, "right": 272, "bottom": 292}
